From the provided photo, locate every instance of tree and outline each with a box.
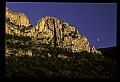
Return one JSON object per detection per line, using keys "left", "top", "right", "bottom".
{"left": 45, "top": 19, "right": 57, "bottom": 59}
{"left": 53, "top": 19, "right": 57, "bottom": 50}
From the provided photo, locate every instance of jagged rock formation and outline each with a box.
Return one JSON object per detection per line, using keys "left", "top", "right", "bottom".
{"left": 91, "top": 46, "right": 102, "bottom": 55}
{"left": 5, "top": 7, "right": 102, "bottom": 56}
{"left": 6, "top": 7, "right": 30, "bottom": 27}
{"left": 35, "top": 16, "right": 91, "bottom": 53}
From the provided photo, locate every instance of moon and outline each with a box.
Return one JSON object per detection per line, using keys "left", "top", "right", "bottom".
{"left": 97, "top": 38, "right": 100, "bottom": 42}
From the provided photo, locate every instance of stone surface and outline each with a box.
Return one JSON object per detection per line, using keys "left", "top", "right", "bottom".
{"left": 6, "top": 7, "right": 30, "bottom": 27}
{"left": 58, "top": 54, "right": 68, "bottom": 59}
{"left": 91, "top": 46, "right": 102, "bottom": 55}
{"left": 48, "top": 53, "right": 52, "bottom": 57}
{"left": 35, "top": 16, "right": 91, "bottom": 53}
{"left": 5, "top": 48, "right": 32, "bottom": 56}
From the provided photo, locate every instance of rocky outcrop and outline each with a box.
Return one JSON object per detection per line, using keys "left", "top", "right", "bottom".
{"left": 5, "top": 7, "right": 102, "bottom": 56}
{"left": 6, "top": 7, "right": 30, "bottom": 27}
{"left": 91, "top": 46, "right": 102, "bottom": 55}
{"left": 35, "top": 16, "right": 91, "bottom": 53}
{"left": 5, "top": 48, "right": 32, "bottom": 56}
{"left": 6, "top": 7, "right": 35, "bottom": 37}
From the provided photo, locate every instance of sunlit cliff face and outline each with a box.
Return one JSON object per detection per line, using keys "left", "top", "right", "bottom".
{"left": 5, "top": 7, "right": 102, "bottom": 56}
{"left": 6, "top": 7, "right": 30, "bottom": 27}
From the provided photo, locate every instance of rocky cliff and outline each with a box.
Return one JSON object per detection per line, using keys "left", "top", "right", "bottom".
{"left": 5, "top": 7, "right": 102, "bottom": 56}
{"left": 35, "top": 16, "right": 91, "bottom": 53}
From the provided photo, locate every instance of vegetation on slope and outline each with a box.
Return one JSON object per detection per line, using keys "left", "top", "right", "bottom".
{"left": 5, "top": 51, "right": 116, "bottom": 78}
{"left": 5, "top": 33, "right": 116, "bottom": 78}
{"left": 97, "top": 46, "right": 116, "bottom": 61}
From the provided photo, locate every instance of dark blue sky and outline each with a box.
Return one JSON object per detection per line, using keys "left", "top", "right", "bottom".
{"left": 6, "top": 2, "right": 117, "bottom": 49}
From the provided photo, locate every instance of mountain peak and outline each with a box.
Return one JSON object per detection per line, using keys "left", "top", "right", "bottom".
{"left": 5, "top": 7, "right": 102, "bottom": 56}
{"left": 6, "top": 7, "right": 30, "bottom": 27}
